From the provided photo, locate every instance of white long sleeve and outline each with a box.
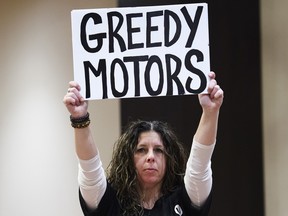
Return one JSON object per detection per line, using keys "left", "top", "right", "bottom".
{"left": 184, "top": 139, "right": 215, "bottom": 207}
{"left": 78, "top": 154, "right": 107, "bottom": 209}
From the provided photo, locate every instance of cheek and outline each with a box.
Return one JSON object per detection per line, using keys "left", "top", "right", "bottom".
{"left": 157, "top": 156, "right": 167, "bottom": 172}
{"left": 133, "top": 155, "right": 143, "bottom": 170}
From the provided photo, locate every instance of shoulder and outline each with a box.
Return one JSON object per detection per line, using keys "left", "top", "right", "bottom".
{"left": 158, "top": 184, "right": 212, "bottom": 216}
{"left": 79, "top": 182, "right": 122, "bottom": 216}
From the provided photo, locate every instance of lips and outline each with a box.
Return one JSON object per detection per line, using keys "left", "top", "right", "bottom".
{"left": 144, "top": 168, "right": 157, "bottom": 172}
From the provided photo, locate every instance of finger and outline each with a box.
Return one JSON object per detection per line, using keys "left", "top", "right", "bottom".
{"left": 67, "top": 86, "right": 84, "bottom": 102}
{"left": 211, "top": 85, "right": 224, "bottom": 99}
{"left": 210, "top": 85, "right": 220, "bottom": 98}
{"left": 69, "top": 81, "right": 81, "bottom": 91}
{"left": 208, "top": 79, "right": 217, "bottom": 93}
{"left": 214, "top": 88, "right": 224, "bottom": 99}
{"left": 63, "top": 94, "right": 77, "bottom": 106}
{"left": 208, "top": 71, "right": 216, "bottom": 80}
{"left": 64, "top": 87, "right": 83, "bottom": 105}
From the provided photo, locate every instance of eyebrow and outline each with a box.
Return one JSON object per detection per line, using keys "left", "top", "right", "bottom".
{"left": 136, "top": 143, "right": 164, "bottom": 148}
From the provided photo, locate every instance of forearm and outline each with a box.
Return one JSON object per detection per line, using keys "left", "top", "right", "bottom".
{"left": 74, "top": 126, "right": 98, "bottom": 160}
{"left": 185, "top": 109, "right": 219, "bottom": 206}
{"left": 184, "top": 139, "right": 215, "bottom": 207}
{"left": 74, "top": 122, "right": 105, "bottom": 209}
{"left": 194, "top": 109, "right": 219, "bottom": 146}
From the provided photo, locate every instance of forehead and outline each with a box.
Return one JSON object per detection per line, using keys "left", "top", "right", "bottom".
{"left": 137, "top": 131, "right": 163, "bottom": 146}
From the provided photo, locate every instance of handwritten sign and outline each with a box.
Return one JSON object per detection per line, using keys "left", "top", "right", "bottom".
{"left": 71, "top": 3, "right": 210, "bottom": 100}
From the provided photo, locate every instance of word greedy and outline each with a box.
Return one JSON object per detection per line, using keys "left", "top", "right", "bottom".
{"left": 76, "top": 5, "right": 208, "bottom": 99}
{"left": 81, "top": 6, "right": 202, "bottom": 53}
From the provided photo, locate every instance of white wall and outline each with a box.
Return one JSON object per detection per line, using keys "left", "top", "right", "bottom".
{"left": 261, "top": 0, "right": 288, "bottom": 215}
{"left": 0, "top": 0, "right": 118, "bottom": 215}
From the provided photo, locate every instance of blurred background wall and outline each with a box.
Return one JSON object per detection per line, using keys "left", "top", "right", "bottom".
{"left": 0, "top": 1, "right": 119, "bottom": 215}
{"left": 0, "top": 0, "right": 287, "bottom": 215}
{"left": 261, "top": 0, "right": 288, "bottom": 215}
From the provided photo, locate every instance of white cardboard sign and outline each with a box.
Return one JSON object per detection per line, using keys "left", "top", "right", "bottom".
{"left": 71, "top": 3, "right": 210, "bottom": 100}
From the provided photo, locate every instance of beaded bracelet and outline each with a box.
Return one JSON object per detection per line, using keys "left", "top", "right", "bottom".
{"left": 70, "top": 112, "right": 90, "bottom": 128}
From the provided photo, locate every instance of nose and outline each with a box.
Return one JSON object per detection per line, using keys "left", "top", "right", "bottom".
{"left": 146, "top": 149, "right": 155, "bottom": 162}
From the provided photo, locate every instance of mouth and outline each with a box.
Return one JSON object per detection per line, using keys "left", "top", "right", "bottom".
{"left": 144, "top": 168, "right": 157, "bottom": 172}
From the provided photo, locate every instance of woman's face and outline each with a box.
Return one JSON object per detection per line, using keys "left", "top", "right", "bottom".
{"left": 134, "top": 131, "right": 166, "bottom": 190}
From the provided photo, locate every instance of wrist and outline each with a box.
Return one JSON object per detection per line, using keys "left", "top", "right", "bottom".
{"left": 70, "top": 112, "right": 90, "bottom": 128}
{"left": 202, "top": 107, "right": 220, "bottom": 116}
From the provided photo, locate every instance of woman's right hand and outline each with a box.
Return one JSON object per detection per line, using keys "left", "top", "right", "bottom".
{"left": 63, "top": 81, "right": 88, "bottom": 118}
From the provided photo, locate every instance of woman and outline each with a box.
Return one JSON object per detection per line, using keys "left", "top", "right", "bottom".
{"left": 63, "top": 71, "right": 224, "bottom": 216}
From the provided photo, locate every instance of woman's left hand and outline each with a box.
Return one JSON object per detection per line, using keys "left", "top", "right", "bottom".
{"left": 198, "top": 71, "right": 224, "bottom": 112}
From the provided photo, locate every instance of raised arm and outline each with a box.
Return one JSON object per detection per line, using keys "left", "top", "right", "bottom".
{"left": 63, "top": 81, "right": 106, "bottom": 210}
{"left": 184, "top": 72, "right": 224, "bottom": 207}
{"left": 63, "top": 81, "right": 98, "bottom": 160}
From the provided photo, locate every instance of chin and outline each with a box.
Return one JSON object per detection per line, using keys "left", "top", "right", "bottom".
{"left": 141, "top": 178, "right": 162, "bottom": 186}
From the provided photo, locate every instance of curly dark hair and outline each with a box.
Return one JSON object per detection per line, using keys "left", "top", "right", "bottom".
{"left": 106, "top": 120, "right": 187, "bottom": 216}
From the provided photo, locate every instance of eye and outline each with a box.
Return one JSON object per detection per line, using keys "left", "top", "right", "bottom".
{"left": 135, "top": 148, "right": 146, "bottom": 153}
{"left": 154, "top": 148, "right": 164, "bottom": 154}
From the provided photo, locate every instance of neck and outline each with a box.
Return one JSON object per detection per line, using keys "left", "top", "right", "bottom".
{"left": 138, "top": 185, "right": 162, "bottom": 209}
